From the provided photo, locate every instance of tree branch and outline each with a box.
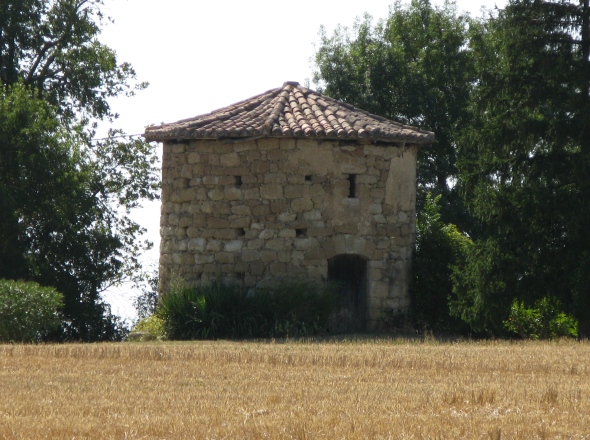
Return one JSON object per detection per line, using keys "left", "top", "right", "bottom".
{"left": 25, "top": 39, "right": 58, "bottom": 84}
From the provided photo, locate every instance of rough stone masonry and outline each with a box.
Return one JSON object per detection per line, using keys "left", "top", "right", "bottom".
{"left": 144, "top": 82, "right": 434, "bottom": 329}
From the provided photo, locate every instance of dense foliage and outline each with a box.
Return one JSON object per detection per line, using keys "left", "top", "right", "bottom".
{"left": 158, "top": 282, "right": 341, "bottom": 340}
{"left": 315, "top": 0, "right": 589, "bottom": 338}
{"left": 0, "top": 279, "right": 63, "bottom": 342}
{"left": 456, "top": 0, "right": 590, "bottom": 337}
{"left": 411, "top": 194, "right": 471, "bottom": 333}
{"left": 504, "top": 296, "right": 578, "bottom": 339}
{"left": 0, "top": 0, "right": 159, "bottom": 340}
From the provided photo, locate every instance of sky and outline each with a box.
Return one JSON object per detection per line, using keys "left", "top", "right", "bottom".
{"left": 98, "top": 0, "right": 506, "bottom": 322}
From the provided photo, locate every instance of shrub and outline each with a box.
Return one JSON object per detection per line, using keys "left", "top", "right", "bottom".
{"left": 158, "top": 283, "right": 246, "bottom": 340}
{"left": 0, "top": 279, "right": 64, "bottom": 342}
{"left": 158, "top": 281, "right": 340, "bottom": 340}
{"left": 129, "top": 315, "right": 167, "bottom": 341}
{"left": 504, "top": 296, "right": 578, "bottom": 339}
{"left": 412, "top": 193, "right": 472, "bottom": 333}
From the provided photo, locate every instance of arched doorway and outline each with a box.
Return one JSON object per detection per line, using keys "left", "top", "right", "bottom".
{"left": 327, "top": 254, "right": 367, "bottom": 330}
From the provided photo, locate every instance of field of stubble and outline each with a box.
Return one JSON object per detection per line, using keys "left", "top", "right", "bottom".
{"left": 1, "top": 338, "right": 589, "bottom": 439}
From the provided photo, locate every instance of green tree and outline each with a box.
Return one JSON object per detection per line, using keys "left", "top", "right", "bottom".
{"left": 313, "top": 0, "right": 477, "bottom": 229}
{"left": 0, "top": 0, "right": 159, "bottom": 340}
{"left": 456, "top": 0, "right": 590, "bottom": 337}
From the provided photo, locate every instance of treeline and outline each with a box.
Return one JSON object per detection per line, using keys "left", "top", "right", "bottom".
{"left": 314, "top": 0, "right": 590, "bottom": 338}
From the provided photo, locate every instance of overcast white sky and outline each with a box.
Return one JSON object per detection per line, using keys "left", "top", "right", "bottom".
{"left": 99, "top": 0, "right": 506, "bottom": 321}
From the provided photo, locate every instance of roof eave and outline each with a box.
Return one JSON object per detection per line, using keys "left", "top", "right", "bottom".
{"left": 144, "top": 132, "right": 435, "bottom": 145}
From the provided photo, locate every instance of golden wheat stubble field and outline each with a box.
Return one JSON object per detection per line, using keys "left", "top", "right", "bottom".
{"left": 0, "top": 340, "right": 589, "bottom": 439}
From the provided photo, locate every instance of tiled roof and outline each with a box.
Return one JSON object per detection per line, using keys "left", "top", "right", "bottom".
{"left": 144, "top": 81, "right": 435, "bottom": 144}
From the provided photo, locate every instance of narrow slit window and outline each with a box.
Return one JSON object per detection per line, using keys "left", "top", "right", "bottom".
{"left": 347, "top": 174, "right": 357, "bottom": 198}
{"left": 235, "top": 176, "right": 243, "bottom": 187}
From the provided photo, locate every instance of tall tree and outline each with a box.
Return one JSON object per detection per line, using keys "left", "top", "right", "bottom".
{"left": 0, "top": 0, "right": 159, "bottom": 340}
{"left": 455, "top": 0, "right": 590, "bottom": 337}
{"left": 314, "top": 0, "right": 477, "bottom": 332}
{"left": 313, "top": 0, "right": 477, "bottom": 228}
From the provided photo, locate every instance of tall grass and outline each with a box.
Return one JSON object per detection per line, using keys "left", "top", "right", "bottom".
{"left": 158, "top": 281, "right": 340, "bottom": 340}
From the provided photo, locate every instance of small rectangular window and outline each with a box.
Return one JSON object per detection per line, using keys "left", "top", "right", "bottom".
{"left": 235, "top": 176, "right": 243, "bottom": 187}
{"left": 305, "top": 175, "right": 312, "bottom": 182}
{"left": 347, "top": 174, "right": 357, "bottom": 198}
{"left": 295, "top": 228, "right": 307, "bottom": 238}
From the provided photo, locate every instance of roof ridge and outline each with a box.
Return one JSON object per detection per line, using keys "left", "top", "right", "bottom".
{"left": 261, "top": 84, "right": 291, "bottom": 135}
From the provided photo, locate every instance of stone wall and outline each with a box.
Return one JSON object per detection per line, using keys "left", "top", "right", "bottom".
{"left": 160, "top": 137, "right": 418, "bottom": 327}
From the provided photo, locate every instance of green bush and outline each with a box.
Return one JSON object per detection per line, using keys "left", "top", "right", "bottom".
{"left": 0, "top": 279, "right": 64, "bottom": 342}
{"left": 412, "top": 193, "right": 472, "bottom": 333}
{"left": 504, "top": 296, "right": 578, "bottom": 339}
{"left": 129, "top": 315, "right": 167, "bottom": 341}
{"left": 158, "top": 281, "right": 340, "bottom": 340}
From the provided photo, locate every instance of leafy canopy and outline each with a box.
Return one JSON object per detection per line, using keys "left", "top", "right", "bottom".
{"left": 0, "top": 0, "right": 146, "bottom": 122}
{"left": 455, "top": 0, "right": 590, "bottom": 336}
{"left": 0, "top": 0, "right": 159, "bottom": 340}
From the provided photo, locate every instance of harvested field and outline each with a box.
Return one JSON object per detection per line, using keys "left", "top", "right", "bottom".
{"left": 1, "top": 339, "right": 589, "bottom": 439}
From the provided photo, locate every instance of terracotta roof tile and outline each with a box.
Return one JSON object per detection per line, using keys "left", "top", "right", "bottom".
{"left": 144, "top": 82, "right": 435, "bottom": 144}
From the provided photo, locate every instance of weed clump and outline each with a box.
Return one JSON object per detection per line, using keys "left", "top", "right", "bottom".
{"left": 129, "top": 315, "right": 167, "bottom": 341}
{"left": 157, "top": 281, "right": 340, "bottom": 340}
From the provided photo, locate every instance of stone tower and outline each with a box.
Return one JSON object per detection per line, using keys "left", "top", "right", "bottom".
{"left": 144, "top": 82, "right": 434, "bottom": 328}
